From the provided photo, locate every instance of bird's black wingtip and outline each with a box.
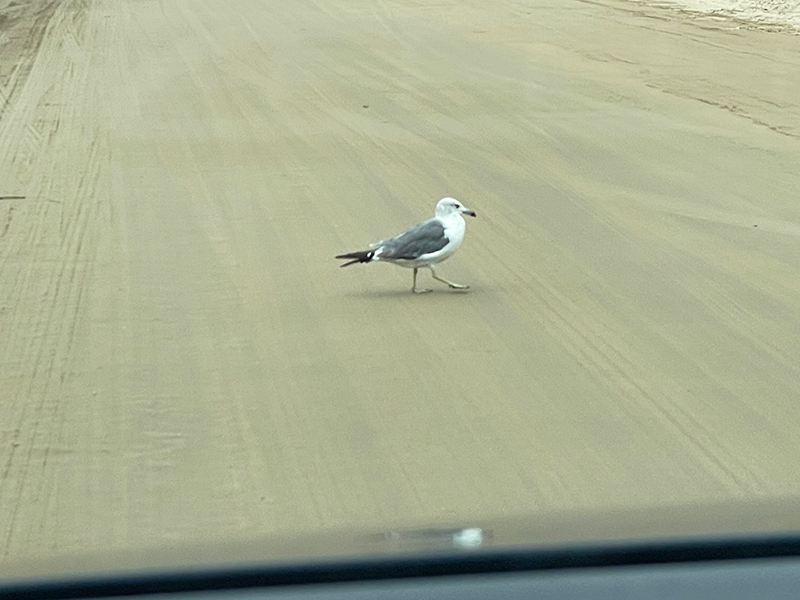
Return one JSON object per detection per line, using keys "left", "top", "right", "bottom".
{"left": 336, "top": 250, "right": 374, "bottom": 267}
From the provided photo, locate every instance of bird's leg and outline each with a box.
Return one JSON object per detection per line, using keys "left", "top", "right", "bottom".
{"left": 429, "top": 266, "right": 469, "bottom": 290}
{"left": 412, "top": 268, "right": 431, "bottom": 294}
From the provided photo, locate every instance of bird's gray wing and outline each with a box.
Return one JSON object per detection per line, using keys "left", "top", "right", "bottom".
{"left": 377, "top": 218, "right": 448, "bottom": 260}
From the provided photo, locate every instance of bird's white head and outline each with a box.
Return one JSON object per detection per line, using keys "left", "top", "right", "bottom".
{"left": 435, "top": 197, "right": 477, "bottom": 219}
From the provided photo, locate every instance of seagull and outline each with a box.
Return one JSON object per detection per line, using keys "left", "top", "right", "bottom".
{"left": 336, "top": 197, "right": 477, "bottom": 293}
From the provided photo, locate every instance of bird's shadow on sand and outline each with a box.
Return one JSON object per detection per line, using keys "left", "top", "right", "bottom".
{"left": 344, "top": 287, "right": 478, "bottom": 300}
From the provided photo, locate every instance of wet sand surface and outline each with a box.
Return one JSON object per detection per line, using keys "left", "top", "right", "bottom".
{"left": 1, "top": 0, "right": 800, "bottom": 561}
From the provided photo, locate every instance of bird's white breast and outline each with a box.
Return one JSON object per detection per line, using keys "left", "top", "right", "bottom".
{"left": 429, "top": 213, "right": 465, "bottom": 263}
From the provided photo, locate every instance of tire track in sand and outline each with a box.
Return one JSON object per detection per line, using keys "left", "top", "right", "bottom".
{"left": 0, "top": 0, "right": 109, "bottom": 555}
{"left": 0, "top": 1, "right": 58, "bottom": 119}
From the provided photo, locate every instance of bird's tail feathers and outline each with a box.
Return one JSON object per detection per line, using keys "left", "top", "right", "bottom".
{"left": 335, "top": 249, "right": 376, "bottom": 267}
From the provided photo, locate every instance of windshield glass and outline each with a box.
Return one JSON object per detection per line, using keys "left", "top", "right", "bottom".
{"left": 1, "top": 0, "right": 799, "bottom": 581}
